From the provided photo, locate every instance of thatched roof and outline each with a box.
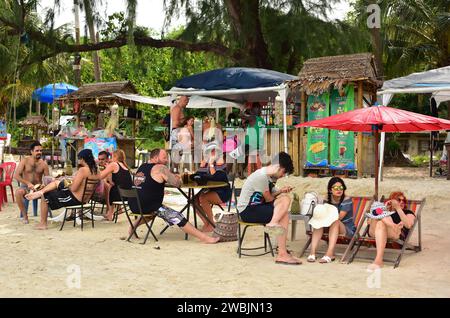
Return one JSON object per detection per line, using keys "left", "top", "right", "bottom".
{"left": 289, "top": 53, "right": 382, "bottom": 95}
{"left": 55, "top": 81, "right": 137, "bottom": 110}
{"left": 18, "top": 115, "right": 48, "bottom": 129}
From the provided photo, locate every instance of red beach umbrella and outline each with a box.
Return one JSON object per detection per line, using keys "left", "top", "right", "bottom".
{"left": 296, "top": 105, "right": 450, "bottom": 199}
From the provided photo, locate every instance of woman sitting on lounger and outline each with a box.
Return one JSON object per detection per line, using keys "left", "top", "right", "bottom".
{"left": 367, "top": 191, "right": 416, "bottom": 270}
{"left": 25, "top": 149, "right": 99, "bottom": 230}
{"left": 307, "top": 177, "right": 356, "bottom": 264}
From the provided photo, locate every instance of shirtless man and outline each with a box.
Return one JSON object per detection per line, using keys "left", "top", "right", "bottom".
{"left": 13, "top": 141, "right": 49, "bottom": 224}
{"left": 170, "top": 95, "right": 189, "bottom": 129}
{"left": 25, "top": 149, "right": 99, "bottom": 230}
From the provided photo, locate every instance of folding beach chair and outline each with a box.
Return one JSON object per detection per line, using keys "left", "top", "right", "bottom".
{"left": 343, "top": 198, "right": 425, "bottom": 268}
{"left": 60, "top": 178, "right": 99, "bottom": 231}
{"left": 235, "top": 188, "right": 275, "bottom": 258}
{"left": 293, "top": 196, "right": 372, "bottom": 260}
{"left": 118, "top": 187, "right": 158, "bottom": 245}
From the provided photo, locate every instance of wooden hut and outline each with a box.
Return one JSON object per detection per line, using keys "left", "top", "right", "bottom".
{"left": 56, "top": 81, "right": 141, "bottom": 167}
{"left": 289, "top": 53, "right": 382, "bottom": 177}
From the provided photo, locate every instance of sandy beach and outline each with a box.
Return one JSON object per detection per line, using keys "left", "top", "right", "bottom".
{"left": 1, "top": 166, "right": 449, "bottom": 298}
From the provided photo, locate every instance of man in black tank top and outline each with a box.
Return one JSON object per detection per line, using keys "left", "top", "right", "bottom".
{"left": 128, "top": 148, "right": 219, "bottom": 244}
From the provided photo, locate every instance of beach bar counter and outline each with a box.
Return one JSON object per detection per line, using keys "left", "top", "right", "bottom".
{"left": 56, "top": 81, "right": 143, "bottom": 167}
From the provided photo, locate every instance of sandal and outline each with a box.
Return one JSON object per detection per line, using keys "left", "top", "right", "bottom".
{"left": 307, "top": 254, "right": 316, "bottom": 263}
{"left": 319, "top": 255, "right": 336, "bottom": 264}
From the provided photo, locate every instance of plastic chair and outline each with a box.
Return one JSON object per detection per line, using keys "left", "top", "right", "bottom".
{"left": 23, "top": 198, "right": 39, "bottom": 217}
{"left": 0, "top": 162, "right": 16, "bottom": 203}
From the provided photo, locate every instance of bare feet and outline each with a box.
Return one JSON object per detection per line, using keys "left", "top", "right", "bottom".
{"left": 35, "top": 223, "right": 48, "bottom": 230}
{"left": 201, "top": 236, "right": 220, "bottom": 244}
{"left": 25, "top": 190, "right": 43, "bottom": 200}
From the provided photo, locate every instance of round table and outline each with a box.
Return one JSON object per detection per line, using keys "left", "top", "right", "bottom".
{"left": 164, "top": 181, "right": 229, "bottom": 239}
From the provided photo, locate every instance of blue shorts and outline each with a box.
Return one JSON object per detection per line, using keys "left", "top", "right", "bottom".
{"left": 239, "top": 202, "right": 274, "bottom": 224}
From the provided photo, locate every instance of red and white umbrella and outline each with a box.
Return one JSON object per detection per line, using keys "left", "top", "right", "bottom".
{"left": 296, "top": 105, "right": 450, "bottom": 198}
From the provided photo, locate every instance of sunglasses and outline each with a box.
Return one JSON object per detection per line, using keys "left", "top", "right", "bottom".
{"left": 397, "top": 198, "right": 406, "bottom": 203}
{"left": 332, "top": 186, "right": 344, "bottom": 191}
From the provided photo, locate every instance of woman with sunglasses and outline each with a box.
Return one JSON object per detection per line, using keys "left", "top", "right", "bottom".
{"left": 308, "top": 177, "right": 356, "bottom": 263}
{"left": 368, "top": 191, "right": 415, "bottom": 270}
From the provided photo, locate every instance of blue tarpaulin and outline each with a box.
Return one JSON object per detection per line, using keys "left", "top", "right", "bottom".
{"left": 175, "top": 67, "right": 297, "bottom": 90}
{"left": 32, "top": 82, "right": 78, "bottom": 103}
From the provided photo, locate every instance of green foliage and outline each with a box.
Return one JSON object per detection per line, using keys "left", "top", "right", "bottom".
{"left": 411, "top": 155, "right": 430, "bottom": 166}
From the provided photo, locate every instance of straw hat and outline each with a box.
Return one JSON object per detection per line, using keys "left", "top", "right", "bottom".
{"left": 366, "top": 201, "right": 395, "bottom": 220}
{"left": 308, "top": 204, "right": 339, "bottom": 229}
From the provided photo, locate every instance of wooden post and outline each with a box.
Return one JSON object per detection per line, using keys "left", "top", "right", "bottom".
{"left": 293, "top": 128, "right": 300, "bottom": 176}
{"left": 357, "top": 82, "right": 363, "bottom": 178}
{"left": 299, "top": 91, "right": 306, "bottom": 177}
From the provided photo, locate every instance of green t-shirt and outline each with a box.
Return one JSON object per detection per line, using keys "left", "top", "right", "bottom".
{"left": 245, "top": 116, "right": 265, "bottom": 150}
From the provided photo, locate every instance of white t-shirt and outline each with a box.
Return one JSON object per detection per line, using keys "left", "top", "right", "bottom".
{"left": 237, "top": 167, "right": 277, "bottom": 212}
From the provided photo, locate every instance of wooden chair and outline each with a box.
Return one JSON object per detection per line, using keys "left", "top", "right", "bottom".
{"left": 291, "top": 196, "right": 372, "bottom": 260}
{"left": 118, "top": 187, "right": 158, "bottom": 245}
{"left": 343, "top": 198, "right": 425, "bottom": 268}
{"left": 60, "top": 178, "right": 99, "bottom": 231}
{"left": 235, "top": 188, "right": 275, "bottom": 258}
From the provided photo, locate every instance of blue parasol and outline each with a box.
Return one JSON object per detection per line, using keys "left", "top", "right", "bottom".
{"left": 32, "top": 82, "right": 78, "bottom": 103}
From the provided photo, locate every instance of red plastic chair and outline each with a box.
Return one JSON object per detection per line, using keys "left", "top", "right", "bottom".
{"left": 0, "top": 162, "right": 16, "bottom": 204}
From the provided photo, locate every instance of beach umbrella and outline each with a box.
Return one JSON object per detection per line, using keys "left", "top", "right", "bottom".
{"left": 296, "top": 104, "right": 450, "bottom": 199}
{"left": 32, "top": 82, "right": 78, "bottom": 103}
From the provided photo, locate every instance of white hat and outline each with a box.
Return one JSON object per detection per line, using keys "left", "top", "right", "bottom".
{"left": 308, "top": 204, "right": 339, "bottom": 229}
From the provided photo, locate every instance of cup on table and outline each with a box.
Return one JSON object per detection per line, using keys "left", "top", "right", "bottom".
{"left": 182, "top": 172, "right": 189, "bottom": 184}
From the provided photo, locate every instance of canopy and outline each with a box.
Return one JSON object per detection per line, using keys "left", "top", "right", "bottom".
{"left": 165, "top": 67, "right": 297, "bottom": 103}
{"left": 164, "top": 67, "right": 298, "bottom": 153}
{"left": 174, "top": 67, "right": 297, "bottom": 90}
{"left": 377, "top": 66, "right": 450, "bottom": 180}
{"left": 113, "top": 93, "right": 243, "bottom": 109}
{"left": 296, "top": 105, "right": 450, "bottom": 199}
{"left": 32, "top": 83, "right": 78, "bottom": 103}
{"left": 378, "top": 66, "right": 450, "bottom": 95}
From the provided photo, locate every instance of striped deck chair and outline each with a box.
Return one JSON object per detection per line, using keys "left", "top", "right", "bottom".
{"left": 295, "top": 196, "right": 372, "bottom": 259}
{"left": 343, "top": 198, "right": 425, "bottom": 268}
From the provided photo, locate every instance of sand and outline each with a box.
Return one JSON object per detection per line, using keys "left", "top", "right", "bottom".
{"left": 0, "top": 166, "right": 449, "bottom": 298}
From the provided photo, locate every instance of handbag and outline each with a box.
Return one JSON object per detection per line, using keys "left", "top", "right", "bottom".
{"left": 212, "top": 212, "right": 238, "bottom": 242}
{"left": 290, "top": 193, "right": 301, "bottom": 214}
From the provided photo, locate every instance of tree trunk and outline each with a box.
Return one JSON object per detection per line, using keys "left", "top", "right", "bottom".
{"left": 73, "top": 0, "right": 81, "bottom": 87}
{"left": 83, "top": 0, "right": 101, "bottom": 82}
{"left": 369, "top": 0, "right": 383, "bottom": 79}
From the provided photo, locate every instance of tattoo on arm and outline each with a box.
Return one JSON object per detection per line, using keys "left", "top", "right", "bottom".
{"left": 158, "top": 165, "right": 181, "bottom": 187}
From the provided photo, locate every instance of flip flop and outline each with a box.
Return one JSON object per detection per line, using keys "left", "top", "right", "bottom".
{"left": 307, "top": 254, "right": 316, "bottom": 263}
{"left": 275, "top": 260, "right": 302, "bottom": 265}
{"left": 264, "top": 225, "right": 286, "bottom": 237}
{"left": 319, "top": 255, "right": 336, "bottom": 264}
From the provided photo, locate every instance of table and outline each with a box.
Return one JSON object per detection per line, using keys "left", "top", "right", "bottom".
{"left": 164, "top": 181, "right": 229, "bottom": 240}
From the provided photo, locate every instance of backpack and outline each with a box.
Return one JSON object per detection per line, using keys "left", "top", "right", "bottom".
{"left": 301, "top": 192, "right": 319, "bottom": 216}
{"left": 212, "top": 212, "right": 238, "bottom": 242}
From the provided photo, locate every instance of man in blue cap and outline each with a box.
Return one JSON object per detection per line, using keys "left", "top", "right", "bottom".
{"left": 25, "top": 149, "right": 99, "bottom": 230}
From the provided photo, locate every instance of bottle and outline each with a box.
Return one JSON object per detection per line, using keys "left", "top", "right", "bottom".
{"left": 65, "top": 159, "right": 73, "bottom": 176}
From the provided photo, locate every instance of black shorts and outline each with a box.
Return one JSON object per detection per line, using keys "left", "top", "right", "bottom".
{"left": 44, "top": 187, "right": 82, "bottom": 210}
{"left": 239, "top": 202, "right": 274, "bottom": 224}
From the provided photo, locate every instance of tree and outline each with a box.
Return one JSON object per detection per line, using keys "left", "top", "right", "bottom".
{"left": 1, "top": 0, "right": 368, "bottom": 74}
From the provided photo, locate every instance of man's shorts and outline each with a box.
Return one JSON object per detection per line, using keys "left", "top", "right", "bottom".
{"left": 44, "top": 181, "right": 81, "bottom": 210}
{"left": 157, "top": 205, "right": 188, "bottom": 227}
{"left": 239, "top": 202, "right": 274, "bottom": 224}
